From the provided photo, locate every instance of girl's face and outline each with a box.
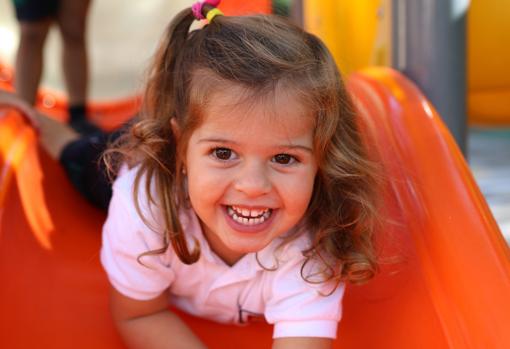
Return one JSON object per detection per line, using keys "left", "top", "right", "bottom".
{"left": 184, "top": 88, "right": 318, "bottom": 265}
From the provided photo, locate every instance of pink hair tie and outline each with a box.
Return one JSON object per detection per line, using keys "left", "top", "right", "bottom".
{"left": 192, "top": 0, "right": 221, "bottom": 20}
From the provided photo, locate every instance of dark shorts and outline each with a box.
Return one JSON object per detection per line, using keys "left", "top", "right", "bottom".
{"left": 59, "top": 130, "right": 122, "bottom": 211}
{"left": 12, "top": 0, "right": 59, "bottom": 22}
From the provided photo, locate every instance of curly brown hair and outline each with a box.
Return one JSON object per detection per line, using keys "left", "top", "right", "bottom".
{"left": 105, "top": 6, "right": 381, "bottom": 285}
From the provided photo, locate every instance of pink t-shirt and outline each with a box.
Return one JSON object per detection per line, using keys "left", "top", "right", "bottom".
{"left": 100, "top": 166, "right": 345, "bottom": 339}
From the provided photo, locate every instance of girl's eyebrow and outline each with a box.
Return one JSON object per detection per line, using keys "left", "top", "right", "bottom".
{"left": 198, "top": 138, "right": 313, "bottom": 153}
{"left": 274, "top": 144, "right": 313, "bottom": 153}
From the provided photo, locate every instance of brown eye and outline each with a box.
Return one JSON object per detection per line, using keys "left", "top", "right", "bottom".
{"left": 272, "top": 154, "right": 295, "bottom": 165}
{"left": 213, "top": 148, "right": 233, "bottom": 160}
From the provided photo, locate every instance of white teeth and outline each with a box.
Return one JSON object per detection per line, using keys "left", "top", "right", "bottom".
{"left": 231, "top": 206, "right": 268, "bottom": 218}
{"left": 227, "top": 206, "right": 272, "bottom": 226}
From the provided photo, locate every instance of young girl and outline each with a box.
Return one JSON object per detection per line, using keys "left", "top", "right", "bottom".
{"left": 2, "top": 1, "right": 380, "bottom": 348}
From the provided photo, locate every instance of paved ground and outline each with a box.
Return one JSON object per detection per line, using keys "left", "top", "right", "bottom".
{"left": 1, "top": 0, "right": 508, "bottom": 242}
{"left": 468, "top": 128, "right": 510, "bottom": 241}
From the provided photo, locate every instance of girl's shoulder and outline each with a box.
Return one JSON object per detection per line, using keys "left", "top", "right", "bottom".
{"left": 108, "top": 164, "right": 163, "bottom": 231}
{"left": 111, "top": 164, "right": 145, "bottom": 197}
{"left": 107, "top": 165, "right": 197, "bottom": 243}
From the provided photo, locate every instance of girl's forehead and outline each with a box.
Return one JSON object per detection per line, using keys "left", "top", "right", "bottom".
{"left": 188, "top": 69, "right": 317, "bottom": 127}
{"left": 184, "top": 84, "right": 316, "bottom": 150}
{"left": 202, "top": 83, "right": 314, "bottom": 127}
{"left": 207, "top": 102, "right": 312, "bottom": 139}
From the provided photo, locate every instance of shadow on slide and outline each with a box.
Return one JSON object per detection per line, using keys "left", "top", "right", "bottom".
{"left": 1, "top": 67, "right": 509, "bottom": 348}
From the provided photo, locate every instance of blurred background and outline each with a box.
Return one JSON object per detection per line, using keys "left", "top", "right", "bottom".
{"left": 0, "top": 0, "right": 194, "bottom": 100}
{"left": 0, "top": 0, "right": 508, "bottom": 241}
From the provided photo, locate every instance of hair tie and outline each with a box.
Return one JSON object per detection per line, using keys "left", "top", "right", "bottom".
{"left": 191, "top": 0, "right": 221, "bottom": 20}
{"left": 206, "top": 8, "right": 224, "bottom": 22}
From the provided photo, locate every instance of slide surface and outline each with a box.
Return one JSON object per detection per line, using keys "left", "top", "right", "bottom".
{"left": 1, "top": 67, "right": 509, "bottom": 348}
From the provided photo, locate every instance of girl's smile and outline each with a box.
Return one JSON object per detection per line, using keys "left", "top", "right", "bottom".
{"left": 223, "top": 205, "right": 276, "bottom": 234}
{"left": 184, "top": 87, "right": 318, "bottom": 265}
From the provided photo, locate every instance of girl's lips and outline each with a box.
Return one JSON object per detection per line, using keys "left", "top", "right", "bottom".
{"left": 222, "top": 205, "right": 277, "bottom": 234}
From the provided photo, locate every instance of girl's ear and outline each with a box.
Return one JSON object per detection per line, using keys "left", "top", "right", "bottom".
{"left": 170, "top": 117, "right": 181, "bottom": 141}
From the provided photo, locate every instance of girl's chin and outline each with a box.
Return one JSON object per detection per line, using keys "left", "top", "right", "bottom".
{"left": 210, "top": 238, "right": 264, "bottom": 265}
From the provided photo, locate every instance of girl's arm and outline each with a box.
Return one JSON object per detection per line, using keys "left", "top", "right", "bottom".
{"left": 109, "top": 286, "right": 206, "bottom": 349}
{"left": 272, "top": 337, "right": 332, "bottom": 349}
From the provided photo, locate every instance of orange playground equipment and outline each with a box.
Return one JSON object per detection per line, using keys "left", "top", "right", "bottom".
{"left": 1, "top": 67, "right": 510, "bottom": 348}
{"left": 468, "top": 0, "right": 510, "bottom": 125}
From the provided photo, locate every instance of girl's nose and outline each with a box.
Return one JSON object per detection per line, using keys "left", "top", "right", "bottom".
{"left": 233, "top": 160, "right": 271, "bottom": 197}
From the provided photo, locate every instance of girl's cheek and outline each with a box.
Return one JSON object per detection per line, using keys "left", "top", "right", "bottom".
{"left": 188, "top": 167, "right": 230, "bottom": 192}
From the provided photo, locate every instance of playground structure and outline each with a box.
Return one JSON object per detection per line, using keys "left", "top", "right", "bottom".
{"left": 467, "top": 0, "right": 510, "bottom": 125}
{"left": 304, "top": 0, "right": 510, "bottom": 126}
{"left": 1, "top": 0, "right": 510, "bottom": 348}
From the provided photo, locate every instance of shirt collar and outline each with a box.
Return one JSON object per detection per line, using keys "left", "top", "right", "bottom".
{"left": 179, "top": 208, "right": 311, "bottom": 289}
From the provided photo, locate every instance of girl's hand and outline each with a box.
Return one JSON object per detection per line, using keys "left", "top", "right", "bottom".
{"left": 109, "top": 287, "right": 206, "bottom": 349}
{"left": 0, "top": 90, "right": 40, "bottom": 130}
{"left": 272, "top": 337, "right": 333, "bottom": 349}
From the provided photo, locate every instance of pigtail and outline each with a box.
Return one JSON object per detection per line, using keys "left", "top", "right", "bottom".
{"left": 145, "top": 8, "right": 201, "bottom": 265}
{"left": 105, "top": 8, "right": 202, "bottom": 265}
{"left": 144, "top": 8, "right": 195, "bottom": 121}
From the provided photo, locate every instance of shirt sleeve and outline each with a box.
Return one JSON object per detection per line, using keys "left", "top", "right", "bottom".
{"left": 100, "top": 175, "right": 175, "bottom": 301}
{"left": 264, "top": 254, "right": 345, "bottom": 339}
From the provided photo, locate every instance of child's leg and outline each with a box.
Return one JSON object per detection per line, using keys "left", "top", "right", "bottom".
{"left": 14, "top": 19, "right": 52, "bottom": 105}
{"left": 56, "top": 0, "right": 98, "bottom": 135}
{"left": 36, "top": 111, "right": 80, "bottom": 159}
{"left": 57, "top": 0, "right": 90, "bottom": 108}
{"left": 12, "top": 0, "right": 59, "bottom": 105}
{"left": 59, "top": 130, "right": 121, "bottom": 210}
{"left": 1, "top": 89, "right": 79, "bottom": 155}
{"left": 33, "top": 110, "right": 117, "bottom": 211}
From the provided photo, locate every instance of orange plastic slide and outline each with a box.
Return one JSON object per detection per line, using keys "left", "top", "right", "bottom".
{"left": 1, "top": 67, "right": 509, "bottom": 348}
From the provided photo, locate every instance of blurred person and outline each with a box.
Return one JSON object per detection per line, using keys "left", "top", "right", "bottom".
{"left": 12, "top": 0, "right": 98, "bottom": 134}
